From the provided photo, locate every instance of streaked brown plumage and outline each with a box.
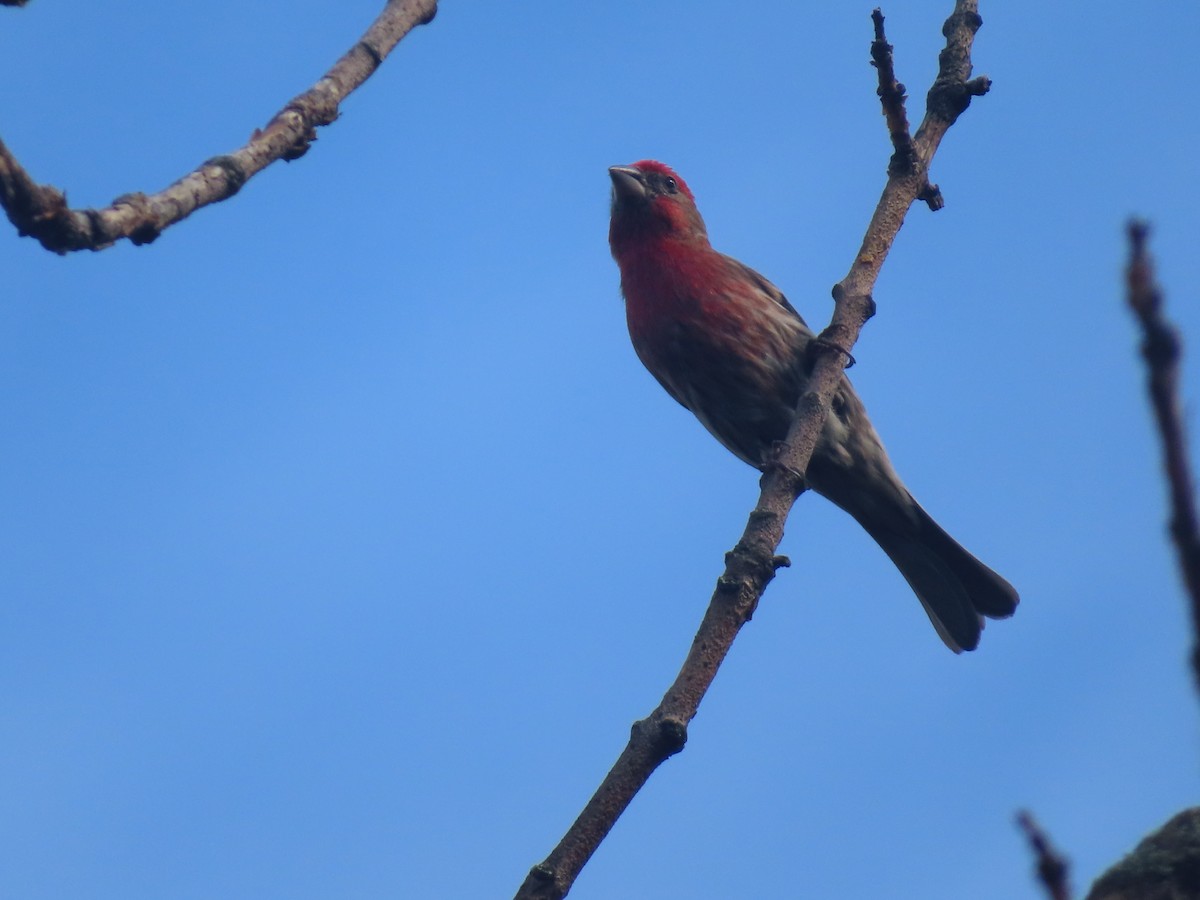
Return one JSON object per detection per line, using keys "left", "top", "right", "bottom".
{"left": 608, "top": 160, "right": 1018, "bottom": 652}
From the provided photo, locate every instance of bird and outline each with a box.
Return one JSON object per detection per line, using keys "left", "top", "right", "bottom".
{"left": 607, "top": 159, "right": 1018, "bottom": 652}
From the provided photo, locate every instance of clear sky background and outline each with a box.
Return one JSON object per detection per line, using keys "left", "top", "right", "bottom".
{"left": 3, "top": 2, "right": 1199, "bottom": 898}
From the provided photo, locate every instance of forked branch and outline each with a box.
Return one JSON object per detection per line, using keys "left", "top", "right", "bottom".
{"left": 515, "top": 3, "right": 990, "bottom": 897}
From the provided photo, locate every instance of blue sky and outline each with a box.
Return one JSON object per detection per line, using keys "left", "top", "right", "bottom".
{"left": 3, "top": 2, "right": 1199, "bottom": 897}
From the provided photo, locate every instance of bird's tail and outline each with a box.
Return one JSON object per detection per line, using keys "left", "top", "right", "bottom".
{"left": 861, "top": 497, "right": 1019, "bottom": 652}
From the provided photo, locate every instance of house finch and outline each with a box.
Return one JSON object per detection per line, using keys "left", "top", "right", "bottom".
{"left": 608, "top": 160, "right": 1018, "bottom": 652}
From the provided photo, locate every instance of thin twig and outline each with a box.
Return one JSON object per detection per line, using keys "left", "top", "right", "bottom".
{"left": 0, "top": 0, "right": 437, "bottom": 253}
{"left": 1017, "top": 811, "right": 1072, "bottom": 900}
{"left": 1126, "top": 221, "right": 1200, "bottom": 696}
{"left": 514, "top": 4, "right": 990, "bottom": 898}
{"left": 870, "top": 8, "right": 938, "bottom": 208}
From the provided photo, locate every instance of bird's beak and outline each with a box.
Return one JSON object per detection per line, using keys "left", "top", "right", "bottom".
{"left": 608, "top": 165, "right": 647, "bottom": 202}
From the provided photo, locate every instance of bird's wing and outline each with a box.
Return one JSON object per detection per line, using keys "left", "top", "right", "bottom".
{"left": 725, "top": 255, "right": 809, "bottom": 327}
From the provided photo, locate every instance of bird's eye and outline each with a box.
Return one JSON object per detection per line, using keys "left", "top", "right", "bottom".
{"left": 664, "top": 177, "right": 678, "bottom": 194}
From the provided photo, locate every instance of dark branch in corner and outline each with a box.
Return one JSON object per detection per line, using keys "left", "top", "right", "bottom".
{"left": 514, "top": 4, "right": 990, "bottom": 898}
{"left": 1086, "top": 808, "right": 1200, "bottom": 900}
{"left": 1126, "top": 221, "right": 1200, "bottom": 696}
{"left": 1017, "top": 811, "right": 1072, "bottom": 900}
{"left": 0, "top": 0, "right": 438, "bottom": 253}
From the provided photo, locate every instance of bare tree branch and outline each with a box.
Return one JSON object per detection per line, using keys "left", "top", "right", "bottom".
{"left": 515, "top": 4, "right": 991, "bottom": 898}
{"left": 1018, "top": 811, "right": 1072, "bottom": 900}
{"left": 1125, "top": 221, "right": 1200, "bottom": 696}
{"left": 0, "top": 0, "right": 437, "bottom": 253}
{"left": 872, "top": 8, "right": 941, "bottom": 210}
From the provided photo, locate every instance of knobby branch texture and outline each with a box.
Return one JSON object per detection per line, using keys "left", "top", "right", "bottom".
{"left": 1017, "top": 811, "right": 1072, "bottom": 900}
{"left": 514, "top": 3, "right": 990, "bottom": 898}
{"left": 870, "top": 8, "right": 936, "bottom": 209}
{"left": 0, "top": 0, "right": 437, "bottom": 253}
{"left": 1126, "top": 222, "right": 1200, "bottom": 697}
